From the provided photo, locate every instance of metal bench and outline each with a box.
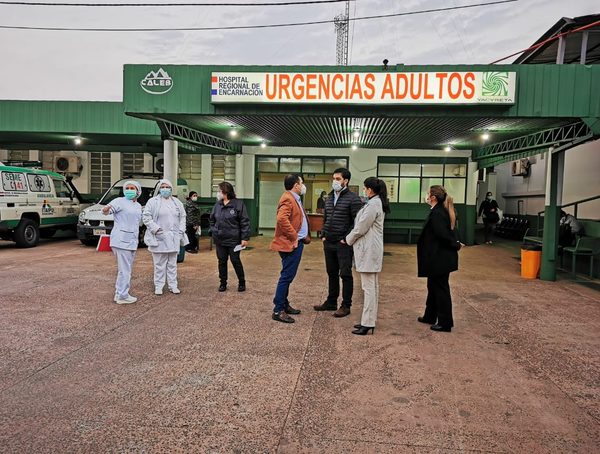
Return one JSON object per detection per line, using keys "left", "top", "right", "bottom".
{"left": 562, "top": 237, "right": 600, "bottom": 278}
{"left": 384, "top": 221, "right": 423, "bottom": 244}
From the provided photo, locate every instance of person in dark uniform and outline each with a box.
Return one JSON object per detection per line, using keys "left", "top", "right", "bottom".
{"left": 417, "top": 185, "right": 462, "bottom": 333}
{"left": 209, "top": 182, "right": 250, "bottom": 292}
{"left": 314, "top": 168, "right": 363, "bottom": 318}
{"left": 316, "top": 191, "right": 327, "bottom": 214}
{"left": 185, "top": 191, "right": 201, "bottom": 253}
{"left": 478, "top": 191, "right": 500, "bottom": 245}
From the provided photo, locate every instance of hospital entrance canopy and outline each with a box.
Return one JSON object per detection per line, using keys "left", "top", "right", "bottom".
{"left": 123, "top": 64, "right": 600, "bottom": 167}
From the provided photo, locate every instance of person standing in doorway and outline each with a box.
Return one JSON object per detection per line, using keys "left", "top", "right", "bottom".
{"left": 210, "top": 182, "right": 250, "bottom": 292}
{"left": 185, "top": 191, "right": 201, "bottom": 254}
{"left": 417, "top": 185, "right": 462, "bottom": 333}
{"left": 345, "top": 177, "right": 390, "bottom": 335}
{"left": 102, "top": 180, "right": 143, "bottom": 305}
{"left": 478, "top": 191, "right": 500, "bottom": 244}
{"left": 143, "top": 179, "right": 188, "bottom": 295}
{"left": 270, "top": 174, "right": 310, "bottom": 323}
{"left": 316, "top": 191, "right": 327, "bottom": 214}
{"left": 314, "top": 168, "right": 363, "bottom": 318}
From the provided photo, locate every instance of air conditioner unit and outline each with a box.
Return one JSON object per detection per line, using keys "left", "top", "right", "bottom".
{"left": 53, "top": 156, "right": 81, "bottom": 173}
{"left": 511, "top": 158, "right": 530, "bottom": 177}
{"left": 154, "top": 158, "right": 164, "bottom": 173}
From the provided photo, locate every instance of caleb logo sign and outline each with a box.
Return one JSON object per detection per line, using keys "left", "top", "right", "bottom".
{"left": 140, "top": 68, "right": 173, "bottom": 95}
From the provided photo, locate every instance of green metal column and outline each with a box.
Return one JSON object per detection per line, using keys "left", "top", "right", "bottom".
{"left": 540, "top": 149, "right": 564, "bottom": 281}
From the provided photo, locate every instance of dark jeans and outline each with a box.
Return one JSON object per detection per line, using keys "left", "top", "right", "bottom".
{"left": 216, "top": 244, "right": 245, "bottom": 285}
{"left": 323, "top": 240, "right": 354, "bottom": 307}
{"left": 186, "top": 225, "right": 199, "bottom": 251}
{"left": 273, "top": 242, "right": 304, "bottom": 313}
{"left": 422, "top": 273, "right": 454, "bottom": 328}
{"left": 483, "top": 221, "right": 496, "bottom": 242}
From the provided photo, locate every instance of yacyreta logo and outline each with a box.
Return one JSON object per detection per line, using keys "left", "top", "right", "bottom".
{"left": 140, "top": 68, "right": 173, "bottom": 95}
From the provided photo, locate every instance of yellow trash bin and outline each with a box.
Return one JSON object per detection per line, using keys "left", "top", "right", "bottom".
{"left": 521, "top": 246, "right": 542, "bottom": 279}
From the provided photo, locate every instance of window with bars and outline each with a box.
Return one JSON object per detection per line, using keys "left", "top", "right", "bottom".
{"left": 211, "top": 155, "right": 236, "bottom": 196}
{"left": 179, "top": 154, "right": 202, "bottom": 192}
{"left": 122, "top": 153, "right": 145, "bottom": 175}
{"left": 90, "top": 152, "right": 112, "bottom": 195}
{"left": 256, "top": 156, "right": 348, "bottom": 174}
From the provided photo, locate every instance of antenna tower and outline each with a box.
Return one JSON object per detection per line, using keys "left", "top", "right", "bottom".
{"left": 334, "top": 0, "right": 350, "bottom": 66}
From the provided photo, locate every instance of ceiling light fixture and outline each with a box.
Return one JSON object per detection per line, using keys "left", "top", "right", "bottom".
{"left": 74, "top": 136, "right": 82, "bottom": 146}
{"left": 351, "top": 144, "right": 358, "bottom": 151}
{"left": 444, "top": 145, "right": 452, "bottom": 152}
{"left": 481, "top": 132, "right": 490, "bottom": 141}
{"left": 260, "top": 141, "right": 267, "bottom": 149}
{"left": 353, "top": 128, "right": 360, "bottom": 139}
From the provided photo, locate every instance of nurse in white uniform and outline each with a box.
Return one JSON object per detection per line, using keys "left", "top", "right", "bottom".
{"left": 143, "top": 179, "right": 188, "bottom": 295}
{"left": 102, "top": 180, "right": 143, "bottom": 305}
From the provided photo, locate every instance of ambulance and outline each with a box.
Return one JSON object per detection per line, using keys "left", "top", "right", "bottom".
{"left": 0, "top": 162, "right": 86, "bottom": 247}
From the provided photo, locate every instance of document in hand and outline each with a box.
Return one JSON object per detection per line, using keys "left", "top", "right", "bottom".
{"left": 233, "top": 244, "right": 246, "bottom": 252}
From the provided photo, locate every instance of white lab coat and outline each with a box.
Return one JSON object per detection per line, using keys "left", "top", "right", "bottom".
{"left": 142, "top": 195, "right": 188, "bottom": 253}
{"left": 108, "top": 197, "right": 142, "bottom": 300}
{"left": 142, "top": 195, "right": 188, "bottom": 291}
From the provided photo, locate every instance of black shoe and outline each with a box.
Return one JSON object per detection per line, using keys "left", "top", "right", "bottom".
{"left": 313, "top": 302, "right": 337, "bottom": 311}
{"left": 285, "top": 305, "right": 301, "bottom": 315}
{"left": 430, "top": 324, "right": 452, "bottom": 332}
{"left": 353, "top": 323, "right": 363, "bottom": 329}
{"left": 238, "top": 282, "right": 246, "bottom": 292}
{"left": 417, "top": 316, "right": 435, "bottom": 325}
{"left": 218, "top": 284, "right": 227, "bottom": 292}
{"left": 352, "top": 326, "right": 374, "bottom": 335}
{"left": 272, "top": 311, "right": 295, "bottom": 323}
{"left": 188, "top": 249, "right": 199, "bottom": 254}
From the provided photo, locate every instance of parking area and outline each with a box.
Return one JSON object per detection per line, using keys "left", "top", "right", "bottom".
{"left": 1, "top": 235, "right": 599, "bottom": 452}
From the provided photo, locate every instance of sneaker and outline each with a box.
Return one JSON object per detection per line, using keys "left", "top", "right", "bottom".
{"left": 272, "top": 311, "right": 295, "bottom": 323}
{"left": 218, "top": 284, "right": 227, "bottom": 292}
{"left": 155, "top": 288, "right": 163, "bottom": 295}
{"left": 313, "top": 302, "right": 337, "bottom": 311}
{"left": 285, "top": 305, "right": 301, "bottom": 315}
{"left": 170, "top": 288, "right": 181, "bottom": 294}
{"left": 116, "top": 295, "right": 137, "bottom": 305}
{"left": 333, "top": 306, "right": 351, "bottom": 318}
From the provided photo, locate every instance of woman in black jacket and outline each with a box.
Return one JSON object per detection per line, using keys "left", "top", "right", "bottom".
{"left": 417, "top": 185, "right": 462, "bottom": 332}
{"left": 209, "top": 182, "right": 251, "bottom": 292}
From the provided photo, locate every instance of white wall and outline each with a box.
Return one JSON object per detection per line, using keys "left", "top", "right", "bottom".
{"left": 495, "top": 139, "right": 600, "bottom": 219}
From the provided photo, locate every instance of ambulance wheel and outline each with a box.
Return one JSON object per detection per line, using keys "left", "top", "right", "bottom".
{"left": 40, "top": 228, "right": 56, "bottom": 239}
{"left": 14, "top": 218, "right": 40, "bottom": 248}
{"left": 80, "top": 238, "right": 98, "bottom": 246}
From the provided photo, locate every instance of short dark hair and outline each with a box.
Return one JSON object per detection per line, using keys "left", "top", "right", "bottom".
{"left": 284, "top": 174, "right": 301, "bottom": 190}
{"left": 486, "top": 192, "right": 493, "bottom": 197}
{"left": 218, "top": 181, "right": 236, "bottom": 199}
{"left": 333, "top": 167, "right": 351, "bottom": 181}
{"left": 188, "top": 191, "right": 198, "bottom": 198}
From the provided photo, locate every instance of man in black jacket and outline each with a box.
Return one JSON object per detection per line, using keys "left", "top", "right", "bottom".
{"left": 314, "top": 168, "right": 363, "bottom": 317}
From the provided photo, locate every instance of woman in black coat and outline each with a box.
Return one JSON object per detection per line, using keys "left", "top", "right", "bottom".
{"left": 209, "top": 182, "right": 251, "bottom": 292}
{"left": 417, "top": 185, "right": 462, "bottom": 332}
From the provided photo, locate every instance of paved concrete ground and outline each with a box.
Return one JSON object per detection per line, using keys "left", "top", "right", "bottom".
{"left": 0, "top": 234, "right": 599, "bottom": 453}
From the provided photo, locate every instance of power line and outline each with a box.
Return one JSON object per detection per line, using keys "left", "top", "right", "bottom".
{"left": 0, "top": 0, "right": 518, "bottom": 32}
{"left": 0, "top": 0, "right": 352, "bottom": 6}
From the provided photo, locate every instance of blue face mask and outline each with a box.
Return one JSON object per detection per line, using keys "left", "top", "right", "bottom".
{"left": 160, "top": 188, "right": 172, "bottom": 198}
{"left": 123, "top": 189, "right": 137, "bottom": 200}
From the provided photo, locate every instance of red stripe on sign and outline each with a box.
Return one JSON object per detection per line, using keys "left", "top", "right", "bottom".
{"left": 211, "top": 76, "right": 218, "bottom": 83}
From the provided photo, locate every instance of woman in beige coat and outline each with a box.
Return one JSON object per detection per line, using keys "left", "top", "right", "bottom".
{"left": 345, "top": 177, "right": 390, "bottom": 335}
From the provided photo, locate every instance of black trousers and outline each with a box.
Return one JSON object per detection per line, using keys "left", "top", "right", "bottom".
{"left": 185, "top": 225, "right": 199, "bottom": 251}
{"left": 323, "top": 240, "right": 354, "bottom": 307}
{"left": 483, "top": 221, "right": 495, "bottom": 242}
{"left": 422, "top": 273, "right": 454, "bottom": 328}
{"left": 216, "top": 244, "right": 245, "bottom": 285}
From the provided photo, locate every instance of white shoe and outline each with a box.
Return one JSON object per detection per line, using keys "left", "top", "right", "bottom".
{"left": 170, "top": 288, "right": 181, "bottom": 294}
{"left": 155, "top": 288, "right": 163, "bottom": 295}
{"left": 115, "top": 295, "right": 137, "bottom": 305}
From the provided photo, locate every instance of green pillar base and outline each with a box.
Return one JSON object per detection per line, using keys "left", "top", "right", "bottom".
{"left": 540, "top": 204, "right": 560, "bottom": 281}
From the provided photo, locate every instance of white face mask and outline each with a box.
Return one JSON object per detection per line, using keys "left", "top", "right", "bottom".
{"left": 216, "top": 192, "right": 224, "bottom": 201}
{"left": 332, "top": 181, "right": 343, "bottom": 192}
{"left": 191, "top": 196, "right": 198, "bottom": 202}
{"left": 300, "top": 184, "right": 307, "bottom": 196}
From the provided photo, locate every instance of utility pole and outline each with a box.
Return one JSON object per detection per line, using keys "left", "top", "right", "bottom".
{"left": 334, "top": 0, "right": 350, "bottom": 66}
